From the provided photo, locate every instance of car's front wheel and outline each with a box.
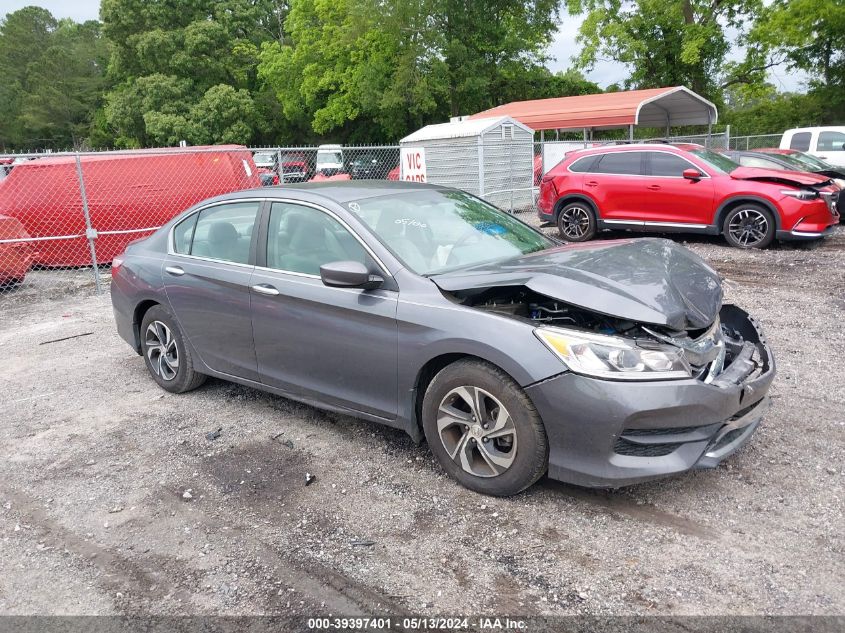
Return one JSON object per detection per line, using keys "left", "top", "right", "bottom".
{"left": 422, "top": 360, "right": 548, "bottom": 496}
{"left": 140, "top": 305, "right": 206, "bottom": 394}
{"left": 723, "top": 204, "right": 776, "bottom": 249}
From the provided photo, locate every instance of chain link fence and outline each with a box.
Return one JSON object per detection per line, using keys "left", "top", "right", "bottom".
{"left": 0, "top": 132, "right": 787, "bottom": 304}
{"left": 727, "top": 134, "right": 783, "bottom": 151}
{"left": 0, "top": 146, "right": 262, "bottom": 303}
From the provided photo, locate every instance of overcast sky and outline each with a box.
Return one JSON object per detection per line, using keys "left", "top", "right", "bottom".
{"left": 3, "top": 0, "right": 806, "bottom": 91}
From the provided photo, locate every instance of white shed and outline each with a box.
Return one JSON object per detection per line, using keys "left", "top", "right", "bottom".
{"left": 399, "top": 116, "right": 535, "bottom": 211}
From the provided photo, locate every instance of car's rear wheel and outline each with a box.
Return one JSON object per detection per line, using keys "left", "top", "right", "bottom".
{"left": 556, "top": 201, "right": 597, "bottom": 242}
{"left": 422, "top": 359, "right": 548, "bottom": 496}
{"left": 140, "top": 305, "right": 206, "bottom": 393}
{"left": 723, "top": 204, "right": 775, "bottom": 249}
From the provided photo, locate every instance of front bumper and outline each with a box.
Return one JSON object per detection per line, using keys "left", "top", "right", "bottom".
{"left": 525, "top": 305, "right": 775, "bottom": 488}
{"left": 776, "top": 225, "right": 836, "bottom": 241}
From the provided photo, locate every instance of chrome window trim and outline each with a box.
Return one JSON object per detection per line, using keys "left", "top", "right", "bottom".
{"left": 167, "top": 196, "right": 393, "bottom": 278}
{"left": 252, "top": 265, "right": 399, "bottom": 296}
{"left": 566, "top": 148, "right": 712, "bottom": 179}
{"left": 603, "top": 220, "right": 710, "bottom": 229}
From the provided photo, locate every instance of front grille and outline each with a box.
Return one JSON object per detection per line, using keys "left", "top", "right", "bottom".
{"left": 614, "top": 438, "right": 681, "bottom": 457}
{"left": 614, "top": 422, "right": 722, "bottom": 458}
{"left": 709, "top": 426, "right": 746, "bottom": 452}
{"left": 621, "top": 426, "right": 702, "bottom": 437}
{"left": 729, "top": 400, "right": 761, "bottom": 421}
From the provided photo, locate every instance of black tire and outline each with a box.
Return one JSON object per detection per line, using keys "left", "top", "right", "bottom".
{"left": 421, "top": 359, "right": 548, "bottom": 496}
{"left": 556, "top": 201, "right": 597, "bottom": 242}
{"left": 139, "top": 305, "right": 206, "bottom": 394}
{"left": 722, "top": 204, "right": 776, "bottom": 249}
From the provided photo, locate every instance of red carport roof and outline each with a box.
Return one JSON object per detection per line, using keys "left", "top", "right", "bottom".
{"left": 470, "top": 87, "right": 718, "bottom": 131}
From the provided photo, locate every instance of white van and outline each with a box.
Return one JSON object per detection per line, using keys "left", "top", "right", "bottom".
{"left": 780, "top": 127, "right": 845, "bottom": 167}
{"left": 316, "top": 144, "right": 344, "bottom": 176}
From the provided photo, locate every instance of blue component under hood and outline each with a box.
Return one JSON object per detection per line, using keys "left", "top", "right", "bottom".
{"left": 432, "top": 238, "right": 723, "bottom": 331}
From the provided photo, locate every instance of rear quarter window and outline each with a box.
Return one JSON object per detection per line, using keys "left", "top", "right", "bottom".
{"left": 568, "top": 155, "right": 599, "bottom": 172}
{"left": 173, "top": 213, "right": 198, "bottom": 254}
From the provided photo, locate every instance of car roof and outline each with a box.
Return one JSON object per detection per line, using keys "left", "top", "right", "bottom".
{"left": 208, "top": 180, "right": 448, "bottom": 205}
{"left": 566, "top": 142, "right": 702, "bottom": 157}
{"left": 784, "top": 126, "right": 845, "bottom": 134}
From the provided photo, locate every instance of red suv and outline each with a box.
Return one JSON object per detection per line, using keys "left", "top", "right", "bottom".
{"left": 537, "top": 143, "right": 840, "bottom": 248}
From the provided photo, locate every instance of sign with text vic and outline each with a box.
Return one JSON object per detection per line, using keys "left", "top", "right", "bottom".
{"left": 400, "top": 147, "right": 427, "bottom": 182}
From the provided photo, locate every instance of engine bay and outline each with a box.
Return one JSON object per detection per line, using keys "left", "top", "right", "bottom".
{"left": 445, "top": 285, "right": 754, "bottom": 383}
{"left": 445, "top": 285, "right": 650, "bottom": 337}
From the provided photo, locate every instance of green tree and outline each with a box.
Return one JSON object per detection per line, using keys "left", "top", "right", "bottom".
{"left": 99, "top": 0, "right": 288, "bottom": 147}
{"left": 258, "top": 0, "right": 564, "bottom": 141}
{"left": 748, "top": 0, "right": 845, "bottom": 123}
{"left": 0, "top": 7, "right": 108, "bottom": 149}
{"left": 565, "top": 0, "right": 765, "bottom": 102}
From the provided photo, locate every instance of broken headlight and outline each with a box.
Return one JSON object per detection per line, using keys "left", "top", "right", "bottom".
{"left": 534, "top": 327, "right": 691, "bottom": 381}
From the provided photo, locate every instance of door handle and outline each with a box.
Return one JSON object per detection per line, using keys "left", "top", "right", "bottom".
{"left": 585, "top": 180, "right": 599, "bottom": 187}
{"left": 165, "top": 266, "right": 184, "bottom": 276}
{"left": 252, "top": 283, "right": 280, "bottom": 296}
{"left": 647, "top": 184, "right": 661, "bottom": 191}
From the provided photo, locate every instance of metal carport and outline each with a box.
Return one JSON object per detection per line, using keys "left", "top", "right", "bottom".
{"left": 469, "top": 86, "right": 718, "bottom": 140}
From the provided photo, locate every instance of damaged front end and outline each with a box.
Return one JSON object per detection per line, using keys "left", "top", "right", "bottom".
{"left": 442, "top": 283, "right": 762, "bottom": 387}
{"left": 435, "top": 244, "right": 775, "bottom": 487}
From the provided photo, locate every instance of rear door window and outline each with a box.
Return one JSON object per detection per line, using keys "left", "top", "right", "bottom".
{"left": 189, "top": 202, "right": 261, "bottom": 264}
{"left": 593, "top": 152, "right": 645, "bottom": 175}
{"left": 789, "top": 132, "right": 812, "bottom": 151}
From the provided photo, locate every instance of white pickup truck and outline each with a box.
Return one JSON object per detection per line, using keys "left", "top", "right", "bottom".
{"left": 780, "top": 127, "right": 845, "bottom": 167}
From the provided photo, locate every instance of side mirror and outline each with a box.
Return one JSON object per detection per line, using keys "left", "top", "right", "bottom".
{"left": 320, "top": 260, "right": 383, "bottom": 290}
{"left": 683, "top": 168, "right": 704, "bottom": 181}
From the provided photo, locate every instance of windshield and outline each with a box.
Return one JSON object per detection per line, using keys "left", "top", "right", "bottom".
{"left": 253, "top": 153, "right": 274, "bottom": 164}
{"left": 317, "top": 151, "right": 342, "bottom": 165}
{"left": 689, "top": 148, "right": 738, "bottom": 174}
{"left": 786, "top": 151, "right": 835, "bottom": 171}
{"left": 346, "top": 189, "right": 553, "bottom": 275}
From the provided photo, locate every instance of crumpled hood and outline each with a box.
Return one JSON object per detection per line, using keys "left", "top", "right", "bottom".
{"left": 730, "top": 166, "right": 832, "bottom": 187}
{"left": 434, "top": 238, "right": 723, "bottom": 331}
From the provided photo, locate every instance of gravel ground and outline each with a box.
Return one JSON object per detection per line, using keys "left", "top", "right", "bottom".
{"left": 0, "top": 223, "right": 843, "bottom": 618}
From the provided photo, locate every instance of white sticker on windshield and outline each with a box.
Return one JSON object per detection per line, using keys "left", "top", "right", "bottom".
{"left": 395, "top": 218, "right": 427, "bottom": 229}
{"left": 348, "top": 202, "right": 361, "bottom": 213}
{"left": 243, "top": 159, "right": 252, "bottom": 177}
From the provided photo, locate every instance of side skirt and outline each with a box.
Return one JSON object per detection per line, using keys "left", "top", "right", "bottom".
{"left": 598, "top": 220, "right": 720, "bottom": 235}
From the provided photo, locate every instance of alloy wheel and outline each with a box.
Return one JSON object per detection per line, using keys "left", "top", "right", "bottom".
{"left": 559, "top": 206, "right": 591, "bottom": 239}
{"left": 145, "top": 320, "right": 179, "bottom": 381}
{"left": 728, "top": 208, "right": 769, "bottom": 247}
{"left": 436, "top": 386, "right": 517, "bottom": 478}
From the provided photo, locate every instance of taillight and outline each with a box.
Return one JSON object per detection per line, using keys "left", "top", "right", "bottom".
{"left": 111, "top": 254, "right": 124, "bottom": 277}
{"left": 540, "top": 174, "right": 558, "bottom": 195}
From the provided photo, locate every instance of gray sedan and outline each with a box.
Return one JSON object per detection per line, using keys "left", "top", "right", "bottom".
{"left": 111, "top": 182, "right": 775, "bottom": 496}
